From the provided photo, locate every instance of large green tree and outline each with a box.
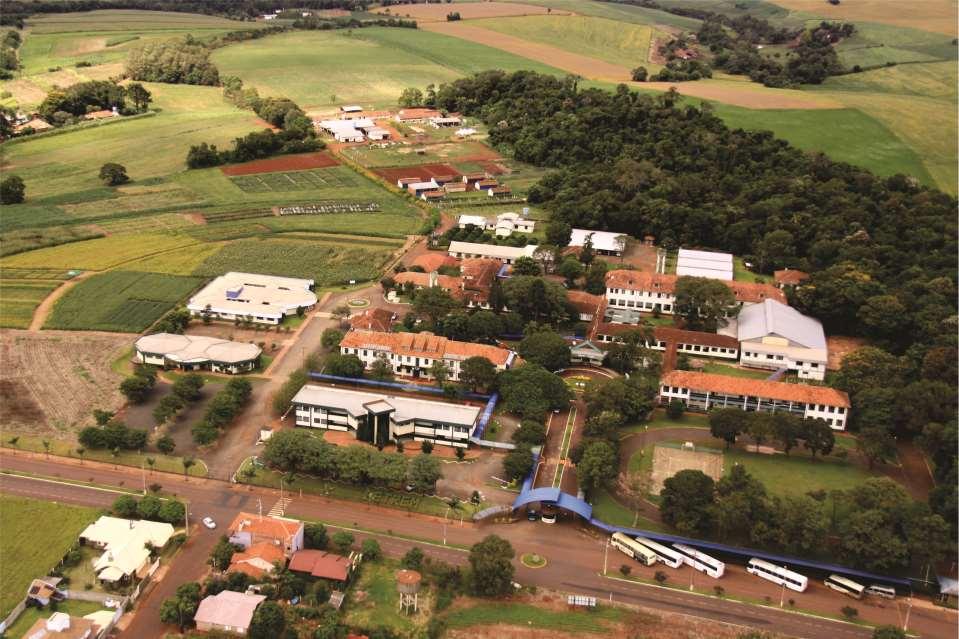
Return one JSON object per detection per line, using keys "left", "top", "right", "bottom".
{"left": 468, "top": 535, "right": 515, "bottom": 597}
{"left": 518, "top": 329, "right": 570, "bottom": 371}
{"left": 576, "top": 441, "right": 617, "bottom": 498}
{"left": 660, "top": 469, "right": 716, "bottom": 535}
{"left": 673, "top": 276, "right": 738, "bottom": 331}
{"left": 502, "top": 276, "right": 568, "bottom": 324}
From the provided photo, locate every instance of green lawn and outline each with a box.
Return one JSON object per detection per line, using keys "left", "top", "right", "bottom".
{"left": 0, "top": 495, "right": 101, "bottom": 618}
{"left": 700, "top": 362, "right": 772, "bottom": 380}
{"left": 2, "top": 599, "right": 106, "bottom": 639}
{"left": 590, "top": 487, "right": 669, "bottom": 533}
{"left": 442, "top": 601, "right": 626, "bottom": 633}
{"left": 724, "top": 448, "right": 873, "bottom": 498}
{"left": 343, "top": 560, "right": 424, "bottom": 635}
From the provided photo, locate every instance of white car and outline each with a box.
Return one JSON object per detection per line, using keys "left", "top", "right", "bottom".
{"left": 541, "top": 511, "right": 557, "bottom": 524}
{"left": 202, "top": 517, "right": 216, "bottom": 529}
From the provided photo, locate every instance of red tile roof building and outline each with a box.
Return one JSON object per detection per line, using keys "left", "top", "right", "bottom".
{"left": 566, "top": 290, "right": 604, "bottom": 322}
{"left": 394, "top": 108, "right": 442, "bottom": 122}
{"left": 227, "top": 541, "right": 286, "bottom": 578}
{"left": 774, "top": 269, "right": 810, "bottom": 287}
{"left": 288, "top": 550, "right": 352, "bottom": 581}
{"left": 409, "top": 253, "right": 459, "bottom": 272}
{"left": 394, "top": 271, "right": 463, "bottom": 295}
{"left": 340, "top": 330, "right": 517, "bottom": 381}
{"left": 349, "top": 308, "right": 396, "bottom": 333}
{"left": 660, "top": 370, "right": 850, "bottom": 429}
{"left": 227, "top": 513, "right": 304, "bottom": 558}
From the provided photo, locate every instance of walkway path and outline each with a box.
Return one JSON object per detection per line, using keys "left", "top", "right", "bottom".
{"left": 28, "top": 271, "right": 94, "bottom": 331}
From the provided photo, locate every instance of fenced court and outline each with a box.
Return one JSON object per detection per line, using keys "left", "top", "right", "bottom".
{"left": 650, "top": 442, "right": 723, "bottom": 495}
{"left": 230, "top": 168, "right": 358, "bottom": 193}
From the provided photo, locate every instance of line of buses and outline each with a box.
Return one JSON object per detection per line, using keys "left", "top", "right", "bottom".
{"left": 610, "top": 532, "right": 897, "bottom": 601}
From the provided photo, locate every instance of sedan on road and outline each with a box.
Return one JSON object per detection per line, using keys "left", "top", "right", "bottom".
{"left": 202, "top": 517, "right": 217, "bottom": 529}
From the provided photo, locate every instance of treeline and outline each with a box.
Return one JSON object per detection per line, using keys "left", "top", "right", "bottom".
{"left": 261, "top": 429, "right": 443, "bottom": 493}
{"left": 0, "top": 30, "right": 20, "bottom": 78}
{"left": 431, "top": 70, "right": 957, "bottom": 535}
{"left": 293, "top": 15, "right": 417, "bottom": 29}
{"left": 126, "top": 39, "right": 219, "bottom": 85}
{"left": 186, "top": 78, "right": 322, "bottom": 168}
{"left": 36, "top": 80, "right": 152, "bottom": 123}
{"left": 191, "top": 377, "right": 252, "bottom": 444}
{"left": 1, "top": 0, "right": 369, "bottom": 27}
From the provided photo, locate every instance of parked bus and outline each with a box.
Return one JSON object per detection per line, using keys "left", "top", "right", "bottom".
{"left": 824, "top": 574, "right": 865, "bottom": 599}
{"left": 610, "top": 533, "right": 657, "bottom": 566}
{"left": 672, "top": 543, "right": 725, "bottom": 579}
{"left": 634, "top": 536, "right": 684, "bottom": 569}
{"left": 865, "top": 584, "right": 896, "bottom": 600}
{"left": 746, "top": 558, "right": 808, "bottom": 592}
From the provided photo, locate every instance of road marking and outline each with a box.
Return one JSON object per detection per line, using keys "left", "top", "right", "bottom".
{"left": 1, "top": 470, "right": 140, "bottom": 495}
{"left": 553, "top": 404, "right": 577, "bottom": 488}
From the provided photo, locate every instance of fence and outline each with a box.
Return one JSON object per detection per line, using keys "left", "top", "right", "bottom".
{"left": 0, "top": 600, "right": 27, "bottom": 634}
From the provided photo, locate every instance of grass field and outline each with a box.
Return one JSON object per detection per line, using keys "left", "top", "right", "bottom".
{"left": 472, "top": 15, "right": 659, "bottom": 68}
{"left": 525, "top": 0, "right": 703, "bottom": 30}
{"left": 343, "top": 560, "right": 425, "bottom": 635}
{"left": 211, "top": 27, "right": 565, "bottom": 110}
{"left": 700, "top": 362, "right": 772, "bottom": 380}
{"left": 229, "top": 167, "right": 360, "bottom": 193}
{"left": 1, "top": 436, "right": 208, "bottom": 476}
{"left": 0, "top": 234, "right": 200, "bottom": 270}
{"left": 442, "top": 601, "right": 626, "bottom": 633}
{"left": 724, "top": 448, "right": 873, "bottom": 498}
{"left": 44, "top": 270, "right": 201, "bottom": 332}
{"left": 192, "top": 237, "right": 394, "bottom": 287}
{"left": 0, "top": 494, "right": 100, "bottom": 617}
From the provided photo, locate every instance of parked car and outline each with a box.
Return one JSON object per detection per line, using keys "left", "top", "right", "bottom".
{"left": 202, "top": 517, "right": 217, "bottom": 529}
{"left": 541, "top": 511, "right": 557, "bottom": 524}
{"left": 526, "top": 509, "right": 539, "bottom": 521}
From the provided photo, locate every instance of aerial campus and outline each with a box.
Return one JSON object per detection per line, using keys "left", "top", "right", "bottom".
{"left": 0, "top": 2, "right": 956, "bottom": 639}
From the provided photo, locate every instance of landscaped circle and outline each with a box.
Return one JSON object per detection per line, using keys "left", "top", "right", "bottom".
{"left": 348, "top": 298, "right": 370, "bottom": 307}
{"left": 521, "top": 553, "right": 547, "bottom": 568}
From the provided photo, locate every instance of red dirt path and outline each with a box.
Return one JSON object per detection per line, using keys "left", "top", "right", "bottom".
{"left": 375, "top": 163, "right": 461, "bottom": 183}
{"left": 220, "top": 152, "right": 340, "bottom": 176}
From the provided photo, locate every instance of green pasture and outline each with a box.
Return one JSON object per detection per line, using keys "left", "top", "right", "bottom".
{"left": 44, "top": 270, "right": 202, "bottom": 332}
{"left": 524, "top": 0, "right": 704, "bottom": 30}
{"left": 473, "top": 15, "right": 659, "bottom": 68}
{"left": 343, "top": 560, "right": 423, "bottom": 635}
{"left": 833, "top": 21, "right": 958, "bottom": 69}
{"left": 0, "top": 494, "right": 100, "bottom": 618}
{"left": 442, "top": 602, "right": 626, "bottom": 633}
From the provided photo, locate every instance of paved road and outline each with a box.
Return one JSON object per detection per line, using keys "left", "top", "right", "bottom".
{"left": 3, "top": 453, "right": 955, "bottom": 639}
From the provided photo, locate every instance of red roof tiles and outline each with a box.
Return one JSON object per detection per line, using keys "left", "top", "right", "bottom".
{"left": 341, "top": 330, "right": 513, "bottom": 365}
{"left": 349, "top": 308, "right": 396, "bottom": 333}
{"left": 289, "top": 550, "right": 351, "bottom": 581}
{"left": 774, "top": 269, "right": 810, "bottom": 286}
{"left": 410, "top": 254, "right": 459, "bottom": 272}
{"left": 661, "top": 370, "right": 850, "bottom": 407}
{"left": 605, "top": 270, "right": 785, "bottom": 304}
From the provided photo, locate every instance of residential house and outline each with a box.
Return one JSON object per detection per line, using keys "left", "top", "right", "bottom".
{"left": 774, "top": 269, "right": 810, "bottom": 288}
{"left": 23, "top": 612, "right": 98, "bottom": 639}
{"left": 26, "top": 578, "right": 66, "bottom": 607}
{"left": 194, "top": 591, "right": 265, "bottom": 636}
{"left": 291, "top": 385, "right": 481, "bottom": 448}
{"left": 348, "top": 308, "right": 396, "bottom": 333}
{"left": 394, "top": 108, "right": 441, "bottom": 123}
{"left": 734, "top": 299, "right": 828, "bottom": 380}
{"left": 566, "top": 290, "right": 604, "bottom": 322}
{"left": 227, "top": 513, "right": 304, "bottom": 558}
{"left": 227, "top": 542, "right": 285, "bottom": 579}
{"left": 288, "top": 549, "right": 357, "bottom": 582}
{"left": 339, "top": 330, "right": 516, "bottom": 381}
{"left": 78, "top": 517, "right": 174, "bottom": 584}
{"left": 460, "top": 258, "right": 502, "bottom": 309}
{"left": 659, "top": 370, "right": 850, "bottom": 429}
{"left": 457, "top": 212, "right": 535, "bottom": 237}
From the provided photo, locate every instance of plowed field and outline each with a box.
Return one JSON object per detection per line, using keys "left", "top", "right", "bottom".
{"left": 220, "top": 152, "right": 340, "bottom": 176}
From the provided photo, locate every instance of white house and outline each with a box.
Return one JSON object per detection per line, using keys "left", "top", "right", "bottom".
{"left": 570, "top": 229, "right": 628, "bottom": 256}
{"left": 659, "top": 370, "right": 850, "bottom": 430}
{"left": 676, "top": 248, "right": 734, "bottom": 281}
{"left": 448, "top": 241, "right": 539, "bottom": 264}
{"left": 134, "top": 333, "right": 261, "bottom": 374}
{"left": 194, "top": 591, "right": 266, "bottom": 636}
{"left": 79, "top": 517, "right": 174, "bottom": 583}
{"left": 456, "top": 212, "right": 535, "bottom": 237}
{"left": 291, "top": 385, "right": 482, "bottom": 448}
{"left": 735, "top": 299, "right": 828, "bottom": 380}
{"left": 187, "top": 272, "right": 317, "bottom": 325}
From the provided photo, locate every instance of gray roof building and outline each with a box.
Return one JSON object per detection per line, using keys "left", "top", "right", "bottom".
{"left": 737, "top": 299, "right": 826, "bottom": 349}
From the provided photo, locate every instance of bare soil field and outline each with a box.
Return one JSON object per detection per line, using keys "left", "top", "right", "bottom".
{"left": 373, "top": 2, "right": 569, "bottom": 22}
{"left": 375, "top": 163, "right": 461, "bottom": 182}
{"left": 768, "top": 0, "right": 958, "bottom": 35}
{"left": 0, "top": 330, "right": 129, "bottom": 436}
{"left": 423, "top": 22, "right": 843, "bottom": 109}
{"left": 826, "top": 334, "right": 869, "bottom": 370}
{"left": 649, "top": 444, "right": 723, "bottom": 495}
{"left": 220, "top": 152, "right": 340, "bottom": 176}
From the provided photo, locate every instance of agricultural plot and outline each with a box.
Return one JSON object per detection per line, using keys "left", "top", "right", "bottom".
{"left": 192, "top": 237, "right": 394, "bottom": 287}
{"left": 230, "top": 168, "right": 359, "bottom": 193}
{"left": 0, "top": 277, "right": 65, "bottom": 329}
{"left": 373, "top": 1, "right": 562, "bottom": 21}
{"left": 0, "top": 329, "right": 129, "bottom": 435}
{"left": 346, "top": 140, "right": 500, "bottom": 169}
{"left": 44, "top": 270, "right": 202, "bottom": 332}
{"left": 220, "top": 152, "right": 340, "bottom": 176}
{"left": 0, "top": 234, "right": 201, "bottom": 270}
{"left": 0, "top": 495, "right": 100, "bottom": 618}
{"left": 524, "top": 0, "right": 703, "bottom": 30}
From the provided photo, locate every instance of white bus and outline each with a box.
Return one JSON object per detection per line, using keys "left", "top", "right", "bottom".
{"left": 672, "top": 543, "right": 725, "bottom": 579}
{"left": 865, "top": 584, "right": 896, "bottom": 600}
{"left": 746, "top": 558, "right": 808, "bottom": 592}
{"left": 824, "top": 575, "right": 865, "bottom": 599}
{"left": 634, "top": 536, "right": 684, "bottom": 569}
{"left": 610, "top": 533, "right": 657, "bottom": 566}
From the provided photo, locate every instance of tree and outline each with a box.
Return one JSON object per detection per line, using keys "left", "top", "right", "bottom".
{"left": 746, "top": 412, "right": 775, "bottom": 451}
{"left": 249, "top": 601, "right": 285, "bottom": 639}
{"left": 209, "top": 535, "right": 237, "bottom": 570}
{"left": 368, "top": 358, "right": 395, "bottom": 382}
{"left": 324, "top": 353, "right": 364, "bottom": 378}
{"left": 159, "top": 582, "right": 201, "bottom": 630}
{"left": 305, "top": 523, "right": 329, "bottom": 549}
{"left": 499, "top": 364, "right": 571, "bottom": 419}
{"left": 906, "top": 514, "right": 950, "bottom": 579}
{"left": 421, "top": 440, "right": 434, "bottom": 455}
{"left": 545, "top": 221, "right": 572, "bottom": 247}
{"left": 459, "top": 356, "right": 497, "bottom": 391}
{"left": 361, "top": 538, "right": 382, "bottom": 561}
{"left": 412, "top": 286, "right": 457, "bottom": 326}
{"left": 512, "top": 256, "right": 541, "bottom": 276}
{"left": 113, "top": 494, "right": 139, "bottom": 518}
{"left": 770, "top": 495, "right": 827, "bottom": 553}
{"left": 1, "top": 174, "right": 25, "bottom": 204}
{"left": 673, "top": 276, "right": 738, "bottom": 331}
{"left": 503, "top": 444, "right": 534, "bottom": 481}
{"left": 772, "top": 413, "right": 802, "bottom": 455}
{"left": 631, "top": 66, "right": 648, "bottom": 81}
{"left": 172, "top": 373, "right": 204, "bottom": 402}
{"left": 839, "top": 509, "right": 909, "bottom": 571}
{"left": 428, "top": 360, "right": 450, "bottom": 384}
{"left": 660, "top": 470, "right": 716, "bottom": 535}
{"left": 833, "top": 347, "right": 905, "bottom": 401}
{"left": 467, "top": 310, "right": 502, "bottom": 342}
{"left": 872, "top": 626, "right": 906, "bottom": 639}
{"left": 857, "top": 426, "right": 896, "bottom": 469}
{"left": 408, "top": 453, "right": 442, "bottom": 492}
{"left": 138, "top": 494, "right": 162, "bottom": 520}
{"left": 398, "top": 87, "right": 424, "bottom": 107}
{"left": 709, "top": 408, "right": 744, "bottom": 449}
{"left": 578, "top": 233, "right": 595, "bottom": 266}
{"left": 666, "top": 399, "right": 685, "bottom": 420}
{"left": 158, "top": 500, "right": 185, "bottom": 525}
{"left": 321, "top": 328, "right": 344, "bottom": 348}
{"left": 576, "top": 441, "right": 618, "bottom": 497}
{"left": 603, "top": 327, "right": 656, "bottom": 375}
{"left": 125, "top": 82, "right": 152, "bottom": 111}
{"left": 755, "top": 229, "right": 796, "bottom": 272}
{"left": 153, "top": 393, "right": 184, "bottom": 426}
{"left": 582, "top": 410, "right": 623, "bottom": 439}
{"left": 557, "top": 255, "right": 585, "bottom": 286}
{"left": 585, "top": 375, "right": 657, "bottom": 422}
{"left": 99, "top": 163, "right": 130, "bottom": 186}
{"left": 469, "top": 535, "right": 515, "bottom": 597}
{"left": 502, "top": 276, "right": 568, "bottom": 324}
{"left": 802, "top": 418, "right": 835, "bottom": 458}
{"left": 120, "top": 374, "right": 154, "bottom": 403}
{"left": 584, "top": 260, "right": 608, "bottom": 295}
{"left": 511, "top": 420, "right": 546, "bottom": 446}
{"left": 518, "top": 330, "right": 570, "bottom": 371}
{"left": 157, "top": 435, "right": 175, "bottom": 454}
{"left": 402, "top": 547, "right": 424, "bottom": 571}
{"left": 331, "top": 531, "right": 355, "bottom": 554}
{"left": 182, "top": 457, "right": 195, "bottom": 478}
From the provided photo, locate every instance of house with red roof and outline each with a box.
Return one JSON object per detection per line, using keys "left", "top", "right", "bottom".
{"left": 227, "top": 513, "right": 304, "bottom": 558}
{"left": 227, "top": 542, "right": 286, "bottom": 578}
{"left": 288, "top": 549, "right": 355, "bottom": 582}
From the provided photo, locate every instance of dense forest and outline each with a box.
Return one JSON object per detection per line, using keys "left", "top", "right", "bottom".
{"left": 434, "top": 70, "right": 958, "bottom": 535}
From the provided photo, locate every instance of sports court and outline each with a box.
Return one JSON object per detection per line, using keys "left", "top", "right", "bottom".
{"left": 650, "top": 443, "right": 724, "bottom": 495}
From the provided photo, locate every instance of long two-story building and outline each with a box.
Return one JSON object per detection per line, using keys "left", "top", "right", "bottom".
{"left": 659, "top": 370, "right": 850, "bottom": 430}
{"left": 339, "top": 330, "right": 516, "bottom": 381}
{"left": 291, "top": 385, "right": 481, "bottom": 448}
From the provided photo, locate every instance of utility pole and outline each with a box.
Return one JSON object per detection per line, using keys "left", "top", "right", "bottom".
{"left": 602, "top": 538, "right": 609, "bottom": 576}
{"left": 780, "top": 567, "right": 787, "bottom": 608}
{"left": 903, "top": 596, "right": 913, "bottom": 632}
{"left": 443, "top": 506, "right": 450, "bottom": 545}
{"left": 141, "top": 461, "right": 146, "bottom": 495}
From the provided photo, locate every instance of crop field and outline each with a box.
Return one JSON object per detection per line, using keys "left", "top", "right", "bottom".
{"left": 374, "top": 163, "right": 462, "bottom": 183}
{"left": 212, "top": 28, "right": 565, "bottom": 110}
{"left": 524, "top": 0, "right": 703, "bottom": 30}
{"left": 0, "top": 495, "right": 100, "bottom": 618}
{"left": 472, "top": 15, "right": 659, "bottom": 68}
{"left": 120, "top": 241, "right": 226, "bottom": 275}
{"left": 230, "top": 168, "right": 359, "bottom": 193}
{"left": 765, "top": 0, "right": 958, "bottom": 35}
{"left": 0, "top": 278, "right": 64, "bottom": 329}
{"left": 192, "top": 237, "right": 395, "bottom": 287}
{"left": 45, "top": 270, "right": 202, "bottom": 332}
{"left": 0, "top": 329, "right": 130, "bottom": 435}
{"left": 374, "top": 1, "right": 563, "bottom": 21}
{"left": 220, "top": 152, "right": 340, "bottom": 176}
{"left": 0, "top": 233, "right": 201, "bottom": 270}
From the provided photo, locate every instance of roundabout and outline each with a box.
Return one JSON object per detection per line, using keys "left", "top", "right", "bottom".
{"left": 347, "top": 298, "right": 370, "bottom": 308}
{"left": 521, "top": 552, "right": 548, "bottom": 569}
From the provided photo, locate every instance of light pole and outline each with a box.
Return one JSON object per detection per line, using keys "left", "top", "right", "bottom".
{"left": 141, "top": 461, "right": 147, "bottom": 495}
{"left": 689, "top": 564, "right": 695, "bottom": 592}
{"left": 443, "top": 506, "right": 450, "bottom": 545}
{"left": 602, "top": 538, "right": 609, "bottom": 576}
{"left": 903, "top": 596, "right": 913, "bottom": 632}
{"left": 779, "top": 567, "right": 787, "bottom": 608}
